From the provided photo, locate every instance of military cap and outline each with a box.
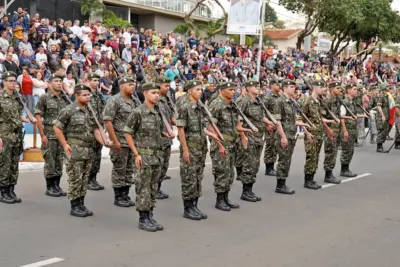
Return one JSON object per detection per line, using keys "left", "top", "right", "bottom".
{"left": 356, "top": 84, "right": 364, "bottom": 90}
{"left": 119, "top": 76, "right": 135, "bottom": 85}
{"left": 344, "top": 84, "right": 355, "bottom": 90}
{"left": 219, "top": 82, "right": 237, "bottom": 90}
{"left": 74, "top": 84, "right": 91, "bottom": 91}
{"left": 328, "top": 81, "right": 341, "bottom": 88}
{"left": 269, "top": 79, "right": 279, "bottom": 85}
{"left": 312, "top": 80, "right": 324, "bottom": 86}
{"left": 281, "top": 79, "right": 296, "bottom": 86}
{"left": 48, "top": 73, "right": 64, "bottom": 81}
{"left": 142, "top": 82, "right": 160, "bottom": 91}
{"left": 379, "top": 82, "right": 390, "bottom": 90}
{"left": 87, "top": 73, "right": 100, "bottom": 80}
{"left": 243, "top": 80, "right": 260, "bottom": 87}
{"left": 155, "top": 76, "right": 171, "bottom": 84}
{"left": 184, "top": 79, "right": 202, "bottom": 92}
{"left": 2, "top": 71, "right": 17, "bottom": 80}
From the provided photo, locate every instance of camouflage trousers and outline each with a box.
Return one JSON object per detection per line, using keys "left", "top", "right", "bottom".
{"left": 0, "top": 140, "right": 20, "bottom": 186}
{"left": 159, "top": 145, "right": 171, "bottom": 183}
{"left": 211, "top": 145, "right": 236, "bottom": 193}
{"left": 304, "top": 133, "right": 323, "bottom": 174}
{"left": 239, "top": 143, "right": 263, "bottom": 184}
{"left": 264, "top": 131, "right": 277, "bottom": 164}
{"left": 340, "top": 130, "right": 356, "bottom": 165}
{"left": 235, "top": 141, "right": 245, "bottom": 168}
{"left": 41, "top": 138, "right": 64, "bottom": 179}
{"left": 356, "top": 118, "right": 365, "bottom": 142}
{"left": 323, "top": 130, "right": 340, "bottom": 171}
{"left": 110, "top": 147, "right": 134, "bottom": 188}
{"left": 180, "top": 147, "right": 207, "bottom": 200}
{"left": 376, "top": 118, "right": 390, "bottom": 144}
{"left": 90, "top": 144, "right": 103, "bottom": 176}
{"left": 65, "top": 158, "right": 92, "bottom": 200}
{"left": 275, "top": 138, "right": 296, "bottom": 180}
{"left": 134, "top": 165, "right": 161, "bottom": 211}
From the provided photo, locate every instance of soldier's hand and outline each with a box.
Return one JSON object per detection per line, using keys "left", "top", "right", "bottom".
{"left": 382, "top": 116, "right": 386, "bottom": 121}
{"left": 0, "top": 137, "right": 3, "bottom": 152}
{"left": 63, "top": 144, "right": 72, "bottom": 159}
{"left": 326, "top": 129, "right": 334, "bottom": 142}
{"left": 135, "top": 154, "right": 142, "bottom": 169}
{"left": 241, "top": 135, "right": 249, "bottom": 149}
{"left": 41, "top": 135, "right": 48, "bottom": 147}
{"left": 343, "top": 130, "right": 349, "bottom": 141}
{"left": 30, "top": 117, "right": 38, "bottom": 123}
{"left": 281, "top": 137, "right": 288, "bottom": 150}
{"left": 114, "top": 140, "right": 122, "bottom": 153}
{"left": 106, "top": 141, "right": 114, "bottom": 148}
{"left": 306, "top": 133, "right": 314, "bottom": 144}
{"left": 267, "top": 125, "right": 275, "bottom": 133}
{"left": 183, "top": 149, "right": 190, "bottom": 164}
{"left": 352, "top": 115, "right": 357, "bottom": 120}
{"left": 218, "top": 146, "right": 227, "bottom": 158}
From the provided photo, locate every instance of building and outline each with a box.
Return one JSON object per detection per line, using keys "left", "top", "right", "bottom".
{"left": 264, "top": 29, "right": 302, "bottom": 51}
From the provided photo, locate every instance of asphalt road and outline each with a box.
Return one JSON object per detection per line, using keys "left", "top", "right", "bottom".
{"left": 2, "top": 137, "right": 400, "bottom": 267}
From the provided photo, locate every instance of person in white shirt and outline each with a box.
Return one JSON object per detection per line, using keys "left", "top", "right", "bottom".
{"left": 62, "top": 71, "right": 75, "bottom": 96}
{"left": 121, "top": 44, "right": 132, "bottom": 63}
{"left": 80, "top": 20, "right": 92, "bottom": 40}
{"left": 0, "top": 31, "right": 9, "bottom": 53}
{"left": 35, "top": 46, "right": 48, "bottom": 67}
{"left": 18, "top": 35, "right": 34, "bottom": 56}
{"left": 122, "top": 29, "right": 131, "bottom": 46}
{"left": 70, "top": 20, "right": 82, "bottom": 47}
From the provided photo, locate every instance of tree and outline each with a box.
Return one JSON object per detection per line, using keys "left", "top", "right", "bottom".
{"left": 265, "top": 3, "right": 278, "bottom": 22}
{"left": 273, "top": 20, "right": 285, "bottom": 29}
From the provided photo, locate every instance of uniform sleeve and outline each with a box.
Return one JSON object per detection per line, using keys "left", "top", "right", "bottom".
{"left": 176, "top": 104, "right": 188, "bottom": 127}
{"left": 34, "top": 94, "right": 46, "bottom": 116}
{"left": 208, "top": 101, "right": 221, "bottom": 124}
{"left": 237, "top": 98, "right": 248, "bottom": 123}
{"left": 53, "top": 107, "right": 71, "bottom": 130}
{"left": 301, "top": 98, "right": 310, "bottom": 117}
{"left": 377, "top": 94, "right": 383, "bottom": 106}
{"left": 340, "top": 105, "right": 346, "bottom": 117}
{"left": 103, "top": 98, "right": 118, "bottom": 121}
{"left": 274, "top": 99, "right": 282, "bottom": 121}
{"left": 123, "top": 109, "right": 140, "bottom": 135}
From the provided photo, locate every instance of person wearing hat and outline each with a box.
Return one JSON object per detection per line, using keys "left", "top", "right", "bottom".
{"left": 236, "top": 80, "right": 274, "bottom": 202}
{"left": 124, "top": 82, "right": 167, "bottom": 232}
{"left": 376, "top": 82, "right": 391, "bottom": 152}
{"left": 322, "top": 81, "right": 344, "bottom": 184}
{"left": 85, "top": 73, "right": 106, "bottom": 191}
{"left": 274, "top": 79, "right": 310, "bottom": 194}
{"left": 155, "top": 76, "right": 174, "bottom": 200}
{"left": 208, "top": 81, "right": 246, "bottom": 211}
{"left": 261, "top": 78, "right": 281, "bottom": 176}
{"left": 368, "top": 86, "right": 379, "bottom": 144}
{"left": 53, "top": 84, "right": 111, "bottom": 217}
{"left": 339, "top": 84, "right": 360, "bottom": 177}
{"left": 34, "top": 73, "right": 71, "bottom": 198}
{"left": 0, "top": 71, "right": 35, "bottom": 204}
{"left": 354, "top": 84, "right": 366, "bottom": 147}
{"left": 104, "top": 76, "right": 139, "bottom": 208}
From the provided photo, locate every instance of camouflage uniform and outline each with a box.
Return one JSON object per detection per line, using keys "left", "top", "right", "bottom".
{"left": 234, "top": 94, "right": 245, "bottom": 179}
{"left": 376, "top": 88, "right": 390, "bottom": 148}
{"left": 354, "top": 92, "right": 364, "bottom": 144}
{"left": 340, "top": 97, "right": 357, "bottom": 168}
{"left": 368, "top": 93, "right": 379, "bottom": 143}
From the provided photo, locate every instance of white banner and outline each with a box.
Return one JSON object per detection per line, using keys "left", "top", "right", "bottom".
{"left": 227, "top": 0, "right": 262, "bottom": 35}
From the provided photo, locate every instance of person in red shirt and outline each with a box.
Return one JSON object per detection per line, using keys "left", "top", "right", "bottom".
{"left": 17, "top": 67, "right": 34, "bottom": 112}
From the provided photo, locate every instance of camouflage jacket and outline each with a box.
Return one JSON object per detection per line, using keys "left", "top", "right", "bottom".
{"left": 237, "top": 95, "right": 265, "bottom": 145}
{"left": 89, "top": 89, "right": 106, "bottom": 125}
{"left": 158, "top": 95, "right": 174, "bottom": 147}
{"left": 341, "top": 97, "right": 357, "bottom": 132}
{"left": 35, "top": 90, "right": 71, "bottom": 139}
{"left": 0, "top": 89, "right": 23, "bottom": 142}
{"left": 274, "top": 95, "right": 297, "bottom": 140}
{"left": 377, "top": 93, "right": 390, "bottom": 119}
{"left": 53, "top": 103, "right": 97, "bottom": 160}
{"left": 103, "top": 93, "right": 139, "bottom": 147}
{"left": 302, "top": 96, "right": 323, "bottom": 135}
{"left": 261, "top": 92, "right": 280, "bottom": 115}
{"left": 354, "top": 94, "right": 364, "bottom": 114}
{"left": 123, "top": 103, "right": 163, "bottom": 166}
{"left": 322, "top": 95, "right": 341, "bottom": 131}
{"left": 368, "top": 95, "right": 378, "bottom": 111}
{"left": 176, "top": 94, "right": 189, "bottom": 110}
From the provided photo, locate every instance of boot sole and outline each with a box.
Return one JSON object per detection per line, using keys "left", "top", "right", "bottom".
{"left": 183, "top": 214, "right": 202, "bottom": 220}
{"left": 215, "top": 205, "right": 231, "bottom": 211}
{"left": 0, "top": 199, "right": 16, "bottom": 204}
{"left": 114, "top": 203, "right": 131, "bottom": 208}
{"left": 138, "top": 224, "right": 157, "bottom": 232}
{"left": 240, "top": 196, "right": 258, "bottom": 202}
{"left": 304, "top": 186, "right": 320, "bottom": 190}
{"left": 45, "top": 192, "right": 61, "bottom": 197}
{"left": 275, "top": 189, "right": 295, "bottom": 194}
{"left": 70, "top": 212, "right": 87, "bottom": 217}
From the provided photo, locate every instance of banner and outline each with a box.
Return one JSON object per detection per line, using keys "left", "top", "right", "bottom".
{"left": 227, "top": 0, "right": 262, "bottom": 35}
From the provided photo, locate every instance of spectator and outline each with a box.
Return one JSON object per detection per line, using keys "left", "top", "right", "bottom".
{"left": 36, "top": 18, "right": 50, "bottom": 42}
{"left": 61, "top": 52, "right": 72, "bottom": 71}
{"left": 17, "top": 67, "right": 34, "bottom": 112}
{"left": 35, "top": 45, "right": 47, "bottom": 67}
{"left": 47, "top": 44, "right": 60, "bottom": 72}
{"left": 0, "top": 16, "right": 10, "bottom": 33}
{"left": 3, "top": 52, "right": 19, "bottom": 74}
{"left": 0, "top": 30, "right": 9, "bottom": 52}
{"left": 31, "top": 70, "right": 48, "bottom": 106}
{"left": 31, "top": 13, "right": 40, "bottom": 28}
{"left": 18, "top": 35, "right": 34, "bottom": 56}
{"left": 99, "top": 69, "right": 112, "bottom": 98}
{"left": 70, "top": 20, "right": 82, "bottom": 48}
{"left": 12, "top": 16, "right": 25, "bottom": 50}
{"left": 48, "top": 32, "right": 61, "bottom": 48}
{"left": 62, "top": 71, "right": 75, "bottom": 96}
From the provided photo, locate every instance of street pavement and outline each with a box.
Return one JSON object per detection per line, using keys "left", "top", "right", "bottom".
{"left": 2, "top": 135, "right": 400, "bottom": 267}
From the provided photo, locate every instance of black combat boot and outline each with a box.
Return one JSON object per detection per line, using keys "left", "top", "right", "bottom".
{"left": 340, "top": 164, "right": 357, "bottom": 177}
{"left": 156, "top": 182, "right": 169, "bottom": 200}
{"left": 248, "top": 183, "right": 262, "bottom": 201}
{"left": 311, "top": 173, "right": 322, "bottom": 188}
{"left": 8, "top": 185, "right": 21, "bottom": 203}
{"left": 376, "top": 143, "right": 385, "bottom": 153}
{"left": 240, "top": 184, "right": 257, "bottom": 202}
{"left": 224, "top": 191, "right": 240, "bottom": 209}
{"left": 275, "top": 179, "right": 295, "bottom": 194}
{"left": 70, "top": 199, "right": 87, "bottom": 217}
{"left": 304, "top": 174, "right": 319, "bottom": 190}
{"left": 395, "top": 143, "right": 400, "bottom": 149}
{"left": 324, "top": 171, "right": 341, "bottom": 184}
{"left": 79, "top": 196, "right": 93, "bottom": 216}
{"left": 193, "top": 197, "right": 207, "bottom": 219}
{"left": 236, "top": 167, "right": 242, "bottom": 181}
{"left": 54, "top": 176, "right": 67, "bottom": 196}
{"left": 92, "top": 175, "right": 105, "bottom": 190}
{"left": 149, "top": 208, "right": 164, "bottom": 230}
{"left": 215, "top": 193, "right": 231, "bottom": 211}
{"left": 87, "top": 175, "right": 99, "bottom": 191}
{"left": 265, "top": 163, "right": 276, "bottom": 176}
{"left": 123, "top": 186, "right": 135, "bottom": 206}
{"left": 45, "top": 178, "right": 61, "bottom": 197}
{"left": 138, "top": 211, "right": 157, "bottom": 232}
{"left": 113, "top": 188, "right": 130, "bottom": 207}
{"left": 0, "top": 186, "right": 15, "bottom": 204}
{"left": 183, "top": 199, "right": 202, "bottom": 220}
{"left": 164, "top": 175, "right": 171, "bottom": 180}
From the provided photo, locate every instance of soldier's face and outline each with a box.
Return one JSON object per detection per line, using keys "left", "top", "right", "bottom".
{"left": 160, "top": 83, "right": 169, "bottom": 95}
{"left": 348, "top": 87, "right": 357, "bottom": 97}
{"left": 271, "top": 84, "right": 280, "bottom": 93}
{"left": 221, "top": 87, "right": 236, "bottom": 100}
{"left": 189, "top": 86, "right": 202, "bottom": 100}
{"left": 247, "top": 86, "right": 260, "bottom": 96}
{"left": 89, "top": 79, "right": 99, "bottom": 89}
{"left": 122, "top": 83, "right": 135, "bottom": 95}
{"left": 76, "top": 90, "right": 91, "bottom": 104}
{"left": 144, "top": 89, "right": 160, "bottom": 104}
{"left": 284, "top": 85, "right": 296, "bottom": 96}
{"left": 313, "top": 86, "right": 323, "bottom": 96}
{"left": 332, "top": 87, "right": 341, "bottom": 96}
{"left": 51, "top": 78, "right": 63, "bottom": 91}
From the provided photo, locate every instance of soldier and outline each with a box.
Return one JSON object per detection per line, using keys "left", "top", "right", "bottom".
{"left": 0, "top": 71, "right": 36, "bottom": 204}
{"left": 208, "top": 82, "right": 252, "bottom": 211}
{"left": 155, "top": 76, "right": 175, "bottom": 199}
{"left": 261, "top": 79, "right": 280, "bottom": 176}
{"left": 124, "top": 82, "right": 171, "bottom": 232}
{"left": 368, "top": 86, "right": 379, "bottom": 144}
{"left": 176, "top": 79, "right": 220, "bottom": 220}
{"left": 237, "top": 80, "right": 274, "bottom": 202}
{"left": 301, "top": 81, "right": 335, "bottom": 190}
{"left": 354, "top": 85, "right": 365, "bottom": 146}
{"left": 35, "top": 73, "right": 71, "bottom": 197}
{"left": 53, "top": 84, "right": 110, "bottom": 217}
{"left": 274, "top": 80, "right": 310, "bottom": 194}
{"left": 376, "top": 83, "right": 391, "bottom": 152}
{"left": 104, "top": 76, "right": 140, "bottom": 208}
{"left": 87, "top": 73, "right": 106, "bottom": 191}
{"left": 322, "top": 81, "right": 344, "bottom": 184}
{"left": 234, "top": 84, "right": 247, "bottom": 180}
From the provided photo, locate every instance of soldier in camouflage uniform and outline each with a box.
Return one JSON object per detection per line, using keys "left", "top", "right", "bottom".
{"left": 104, "top": 76, "right": 140, "bottom": 208}
{"left": 155, "top": 76, "right": 175, "bottom": 199}
{"left": 261, "top": 80, "right": 280, "bottom": 176}
{"left": 0, "top": 71, "right": 34, "bottom": 204}
{"left": 322, "top": 81, "right": 344, "bottom": 184}
{"left": 53, "top": 84, "right": 110, "bottom": 217}
{"left": 35, "top": 73, "right": 71, "bottom": 197}
{"left": 375, "top": 83, "right": 391, "bottom": 152}
{"left": 124, "top": 82, "right": 167, "bottom": 232}
{"left": 234, "top": 85, "right": 247, "bottom": 181}
{"left": 274, "top": 80, "right": 310, "bottom": 194}
{"left": 368, "top": 86, "right": 379, "bottom": 144}
{"left": 87, "top": 73, "right": 106, "bottom": 191}
{"left": 354, "top": 85, "right": 365, "bottom": 146}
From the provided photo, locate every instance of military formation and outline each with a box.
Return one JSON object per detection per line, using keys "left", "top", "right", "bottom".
{"left": 1, "top": 69, "right": 400, "bottom": 232}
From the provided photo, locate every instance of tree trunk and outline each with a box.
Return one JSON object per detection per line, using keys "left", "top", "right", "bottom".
{"left": 296, "top": 33, "right": 305, "bottom": 50}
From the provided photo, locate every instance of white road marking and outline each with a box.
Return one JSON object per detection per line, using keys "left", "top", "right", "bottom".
{"left": 20, "top": 257, "right": 64, "bottom": 267}
{"left": 321, "top": 173, "right": 372, "bottom": 189}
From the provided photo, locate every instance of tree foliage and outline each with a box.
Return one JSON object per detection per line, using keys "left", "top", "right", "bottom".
{"left": 273, "top": 20, "right": 286, "bottom": 29}
{"left": 265, "top": 4, "right": 278, "bottom": 22}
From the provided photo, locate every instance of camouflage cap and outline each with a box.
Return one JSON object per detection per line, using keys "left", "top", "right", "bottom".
{"left": 379, "top": 82, "right": 390, "bottom": 90}
{"left": 87, "top": 73, "right": 100, "bottom": 80}
{"left": 328, "top": 81, "right": 341, "bottom": 88}
{"left": 312, "top": 80, "right": 324, "bottom": 86}
{"left": 48, "top": 73, "right": 64, "bottom": 81}
{"left": 2, "top": 71, "right": 17, "bottom": 80}
{"left": 142, "top": 82, "right": 160, "bottom": 91}
{"left": 344, "top": 84, "right": 355, "bottom": 90}
{"left": 281, "top": 79, "right": 296, "bottom": 86}
{"left": 155, "top": 76, "right": 171, "bottom": 84}
{"left": 356, "top": 84, "right": 364, "bottom": 90}
{"left": 243, "top": 80, "right": 260, "bottom": 87}
{"left": 184, "top": 79, "right": 202, "bottom": 92}
{"left": 219, "top": 82, "right": 237, "bottom": 90}
{"left": 74, "top": 84, "right": 91, "bottom": 92}
{"left": 119, "top": 76, "right": 136, "bottom": 85}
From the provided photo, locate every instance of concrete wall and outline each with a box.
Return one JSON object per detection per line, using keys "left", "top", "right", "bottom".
{"left": 273, "top": 37, "right": 298, "bottom": 52}
{"left": 138, "top": 14, "right": 156, "bottom": 29}
{"left": 154, "top": 15, "right": 185, "bottom": 33}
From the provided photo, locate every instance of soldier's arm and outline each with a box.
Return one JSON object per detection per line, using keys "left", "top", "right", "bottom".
{"left": 53, "top": 108, "right": 71, "bottom": 149}
{"left": 376, "top": 95, "right": 385, "bottom": 119}
{"left": 123, "top": 110, "right": 140, "bottom": 157}
{"left": 274, "top": 99, "right": 286, "bottom": 140}
{"left": 340, "top": 104, "right": 348, "bottom": 133}
{"left": 34, "top": 94, "right": 46, "bottom": 139}
{"left": 176, "top": 105, "right": 189, "bottom": 152}
{"left": 103, "top": 98, "right": 119, "bottom": 146}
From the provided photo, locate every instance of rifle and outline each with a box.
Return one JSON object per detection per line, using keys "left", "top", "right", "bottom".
{"left": 15, "top": 91, "right": 35, "bottom": 122}
{"left": 61, "top": 90, "right": 73, "bottom": 104}
{"left": 337, "top": 96, "right": 357, "bottom": 119}
{"left": 256, "top": 96, "right": 278, "bottom": 125}
{"left": 198, "top": 100, "right": 225, "bottom": 142}
{"left": 87, "top": 103, "right": 109, "bottom": 146}
{"left": 150, "top": 64, "right": 177, "bottom": 116}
